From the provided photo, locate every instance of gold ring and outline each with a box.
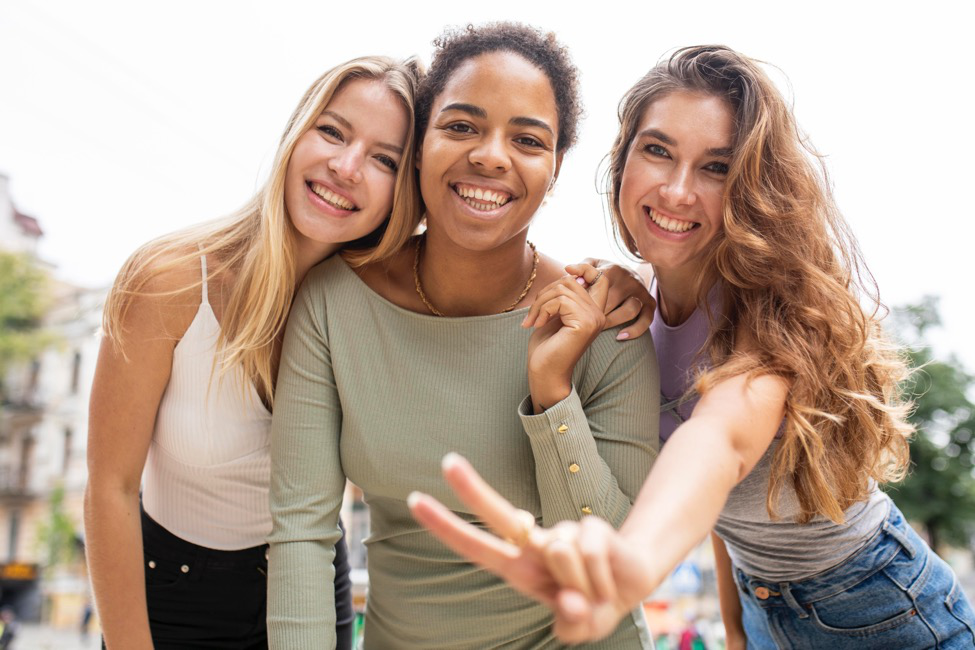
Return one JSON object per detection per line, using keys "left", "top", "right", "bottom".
{"left": 588, "top": 270, "right": 604, "bottom": 290}
{"left": 505, "top": 509, "right": 537, "bottom": 548}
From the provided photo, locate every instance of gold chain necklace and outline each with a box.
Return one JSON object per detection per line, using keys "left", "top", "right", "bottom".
{"left": 413, "top": 236, "right": 539, "bottom": 317}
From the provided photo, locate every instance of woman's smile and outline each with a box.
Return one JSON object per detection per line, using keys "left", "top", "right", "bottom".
{"left": 418, "top": 50, "right": 562, "bottom": 252}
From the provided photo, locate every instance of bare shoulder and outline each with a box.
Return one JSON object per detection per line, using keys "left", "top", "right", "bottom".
{"left": 110, "top": 245, "right": 206, "bottom": 346}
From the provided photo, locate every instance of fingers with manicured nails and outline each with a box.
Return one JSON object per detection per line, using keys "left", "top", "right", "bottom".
{"left": 530, "top": 276, "right": 603, "bottom": 329}
{"left": 407, "top": 491, "right": 518, "bottom": 570}
{"left": 615, "top": 294, "right": 655, "bottom": 340}
{"left": 522, "top": 276, "right": 583, "bottom": 329}
{"left": 603, "top": 295, "right": 643, "bottom": 330}
{"left": 440, "top": 453, "right": 542, "bottom": 546}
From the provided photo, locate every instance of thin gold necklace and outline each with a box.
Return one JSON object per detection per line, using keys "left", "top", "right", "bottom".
{"left": 413, "top": 236, "right": 539, "bottom": 317}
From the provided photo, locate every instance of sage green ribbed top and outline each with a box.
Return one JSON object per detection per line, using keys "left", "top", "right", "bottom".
{"left": 268, "top": 256, "right": 660, "bottom": 649}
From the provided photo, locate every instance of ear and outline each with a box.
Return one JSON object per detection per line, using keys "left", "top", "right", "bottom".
{"left": 549, "top": 151, "right": 565, "bottom": 191}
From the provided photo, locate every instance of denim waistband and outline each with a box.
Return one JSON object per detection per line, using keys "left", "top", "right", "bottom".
{"left": 735, "top": 501, "right": 912, "bottom": 613}
{"left": 141, "top": 506, "right": 268, "bottom": 569}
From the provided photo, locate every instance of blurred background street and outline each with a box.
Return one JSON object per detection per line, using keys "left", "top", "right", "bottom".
{"left": 2, "top": 1, "right": 974, "bottom": 649}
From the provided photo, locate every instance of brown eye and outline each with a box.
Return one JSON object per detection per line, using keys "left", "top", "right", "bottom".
{"left": 515, "top": 136, "right": 543, "bottom": 148}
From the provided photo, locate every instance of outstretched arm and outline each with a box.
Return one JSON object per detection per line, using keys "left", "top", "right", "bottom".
{"left": 411, "top": 369, "right": 786, "bottom": 644}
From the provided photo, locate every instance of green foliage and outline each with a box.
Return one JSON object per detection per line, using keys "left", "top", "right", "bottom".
{"left": 885, "top": 296, "right": 975, "bottom": 550}
{"left": 0, "top": 251, "right": 54, "bottom": 377}
{"left": 34, "top": 483, "right": 80, "bottom": 570}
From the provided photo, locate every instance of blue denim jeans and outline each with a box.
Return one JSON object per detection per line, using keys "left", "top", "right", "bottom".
{"left": 735, "top": 502, "right": 975, "bottom": 649}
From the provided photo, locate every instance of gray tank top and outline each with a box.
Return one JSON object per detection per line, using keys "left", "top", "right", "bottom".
{"left": 650, "top": 283, "right": 890, "bottom": 582}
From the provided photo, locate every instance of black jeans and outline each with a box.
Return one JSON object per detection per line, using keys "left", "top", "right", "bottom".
{"left": 125, "top": 507, "right": 354, "bottom": 650}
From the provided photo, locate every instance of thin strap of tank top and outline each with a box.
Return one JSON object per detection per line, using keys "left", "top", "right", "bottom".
{"left": 199, "top": 254, "right": 209, "bottom": 305}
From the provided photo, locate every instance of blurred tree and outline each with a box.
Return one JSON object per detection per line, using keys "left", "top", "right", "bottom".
{"left": 34, "top": 483, "right": 79, "bottom": 570}
{"left": 0, "top": 251, "right": 53, "bottom": 386}
{"left": 886, "top": 296, "right": 975, "bottom": 552}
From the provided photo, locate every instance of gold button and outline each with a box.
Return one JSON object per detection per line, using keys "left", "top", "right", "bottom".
{"left": 581, "top": 506, "right": 592, "bottom": 515}
{"left": 569, "top": 463, "right": 580, "bottom": 473}
{"left": 557, "top": 424, "right": 568, "bottom": 434}
{"left": 754, "top": 586, "right": 770, "bottom": 600}
{"left": 148, "top": 560, "right": 156, "bottom": 569}
{"left": 180, "top": 564, "right": 190, "bottom": 574}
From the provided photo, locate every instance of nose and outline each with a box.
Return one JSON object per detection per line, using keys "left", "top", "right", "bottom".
{"left": 469, "top": 132, "right": 511, "bottom": 172}
{"left": 659, "top": 164, "right": 696, "bottom": 207}
{"left": 328, "top": 144, "right": 365, "bottom": 184}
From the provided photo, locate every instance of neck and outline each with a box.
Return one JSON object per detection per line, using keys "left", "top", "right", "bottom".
{"left": 653, "top": 264, "right": 710, "bottom": 327}
{"left": 417, "top": 225, "right": 535, "bottom": 317}
{"left": 294, "top": 240, "right": 341, "bottom": 288}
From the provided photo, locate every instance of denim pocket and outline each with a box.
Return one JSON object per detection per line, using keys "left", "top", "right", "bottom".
{"left": 807, "top": 561, "right": 924, "bottom": 637}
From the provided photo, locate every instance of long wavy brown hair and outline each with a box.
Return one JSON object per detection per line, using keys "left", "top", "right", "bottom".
{"left": 606, "top": 45, "right": 913, "bottom": 523}
{"left": 103, "top": 56, "right": 423, "bottom": 408}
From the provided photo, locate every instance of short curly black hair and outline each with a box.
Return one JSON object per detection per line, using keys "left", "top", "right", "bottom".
{"left": 416, "top": 22, "right": 582, "bottom": 153}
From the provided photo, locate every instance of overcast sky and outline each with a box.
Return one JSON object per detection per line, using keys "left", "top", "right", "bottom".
{"left": 1, "top": 0, "right": 973, "bottom": 369}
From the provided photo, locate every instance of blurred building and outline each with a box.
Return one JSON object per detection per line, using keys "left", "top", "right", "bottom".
{"left": 0, "top": 173, "right": 42, "bottom": 255}
{"left": 0, "top": 176, "right": 102, "bottom": 625}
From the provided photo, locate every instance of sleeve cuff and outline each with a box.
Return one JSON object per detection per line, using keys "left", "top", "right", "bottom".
{"left": 518, "top": 388, "right": 602, "bottom": 520}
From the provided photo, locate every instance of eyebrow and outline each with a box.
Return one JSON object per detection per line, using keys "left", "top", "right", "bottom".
{"left": 321, "top": 110, "right": 403, "bottom": 155}
{"left": 440, "top": 102, "right": 487, "bottom": 119}
{"left": 638, "top": 128, "right": 732, "bottom": 158}
{"left": 441, "top": 103, "right": 555, "bottom": 137}
{"left": 510, "top": 116, "right": 555, "bottom": 137}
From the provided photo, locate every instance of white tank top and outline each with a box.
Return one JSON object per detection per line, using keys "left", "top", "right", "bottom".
{"left": 142, "top": 256, "right": 272, "bottom": 550}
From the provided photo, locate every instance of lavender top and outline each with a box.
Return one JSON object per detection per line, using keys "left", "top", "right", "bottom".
{"left": 650, "top": 281, "right": 889, "bottom": 581}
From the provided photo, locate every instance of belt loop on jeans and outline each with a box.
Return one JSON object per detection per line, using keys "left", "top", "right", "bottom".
{"left": 779, "top": 582, "right": 808, "bottom": 619}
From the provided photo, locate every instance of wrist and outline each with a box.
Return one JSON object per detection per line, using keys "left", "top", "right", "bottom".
{"left": 528, "top": 374, "right": 572, "bottom": 414}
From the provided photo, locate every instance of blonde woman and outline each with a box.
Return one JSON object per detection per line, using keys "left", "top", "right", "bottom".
{"left": 411, "top": 46, "right": 975, "bottom": 649}
{"left": 85, "top": 56, "right": 422, "bottom": 650}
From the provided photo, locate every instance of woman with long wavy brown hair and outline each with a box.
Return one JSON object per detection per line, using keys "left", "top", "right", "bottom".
{"left": 409, "top": 45, "right": 975, "bottom": 649}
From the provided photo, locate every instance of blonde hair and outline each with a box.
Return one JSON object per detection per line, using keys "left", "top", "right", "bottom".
{"left": 607, "top": 46, "right": 913, "bottom": 524}
{"left": 104, "top": 56, "right": 422, "bottom": 407}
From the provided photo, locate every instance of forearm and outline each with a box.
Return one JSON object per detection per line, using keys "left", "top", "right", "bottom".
{"left": 712, "top": 532, "right": 745, "bottom": 643}
{"left": 520, "top": 389, "right": 640, "bottom": 528}
{"left": 619, "top": 417, "right": 741, "bottom": 590}
{"left": 267, "top": 537, "right": 338, "bottom": 647}
{"left": 84, "top": 484, "right": 153, "bottom": 650}
{"left": 267, "top": 275, "right": 345, "bottom": 647}
{"left": 522, "top": 334, "right": 657, "bottom": 529}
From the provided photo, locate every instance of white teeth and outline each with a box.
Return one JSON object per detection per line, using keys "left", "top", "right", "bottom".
{"left": 311, "top": 183, "right": 355, "bottom": 210}
{"left": 455, "top": 185, "right": 510, "bottom": 208}
{"left": 649, "top": 208, "right": 695, "bottom": 233}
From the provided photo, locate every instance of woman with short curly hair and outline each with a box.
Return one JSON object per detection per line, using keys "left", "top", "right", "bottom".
{"left": 268, "top": 22, "right": 657, "bottom": 649}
